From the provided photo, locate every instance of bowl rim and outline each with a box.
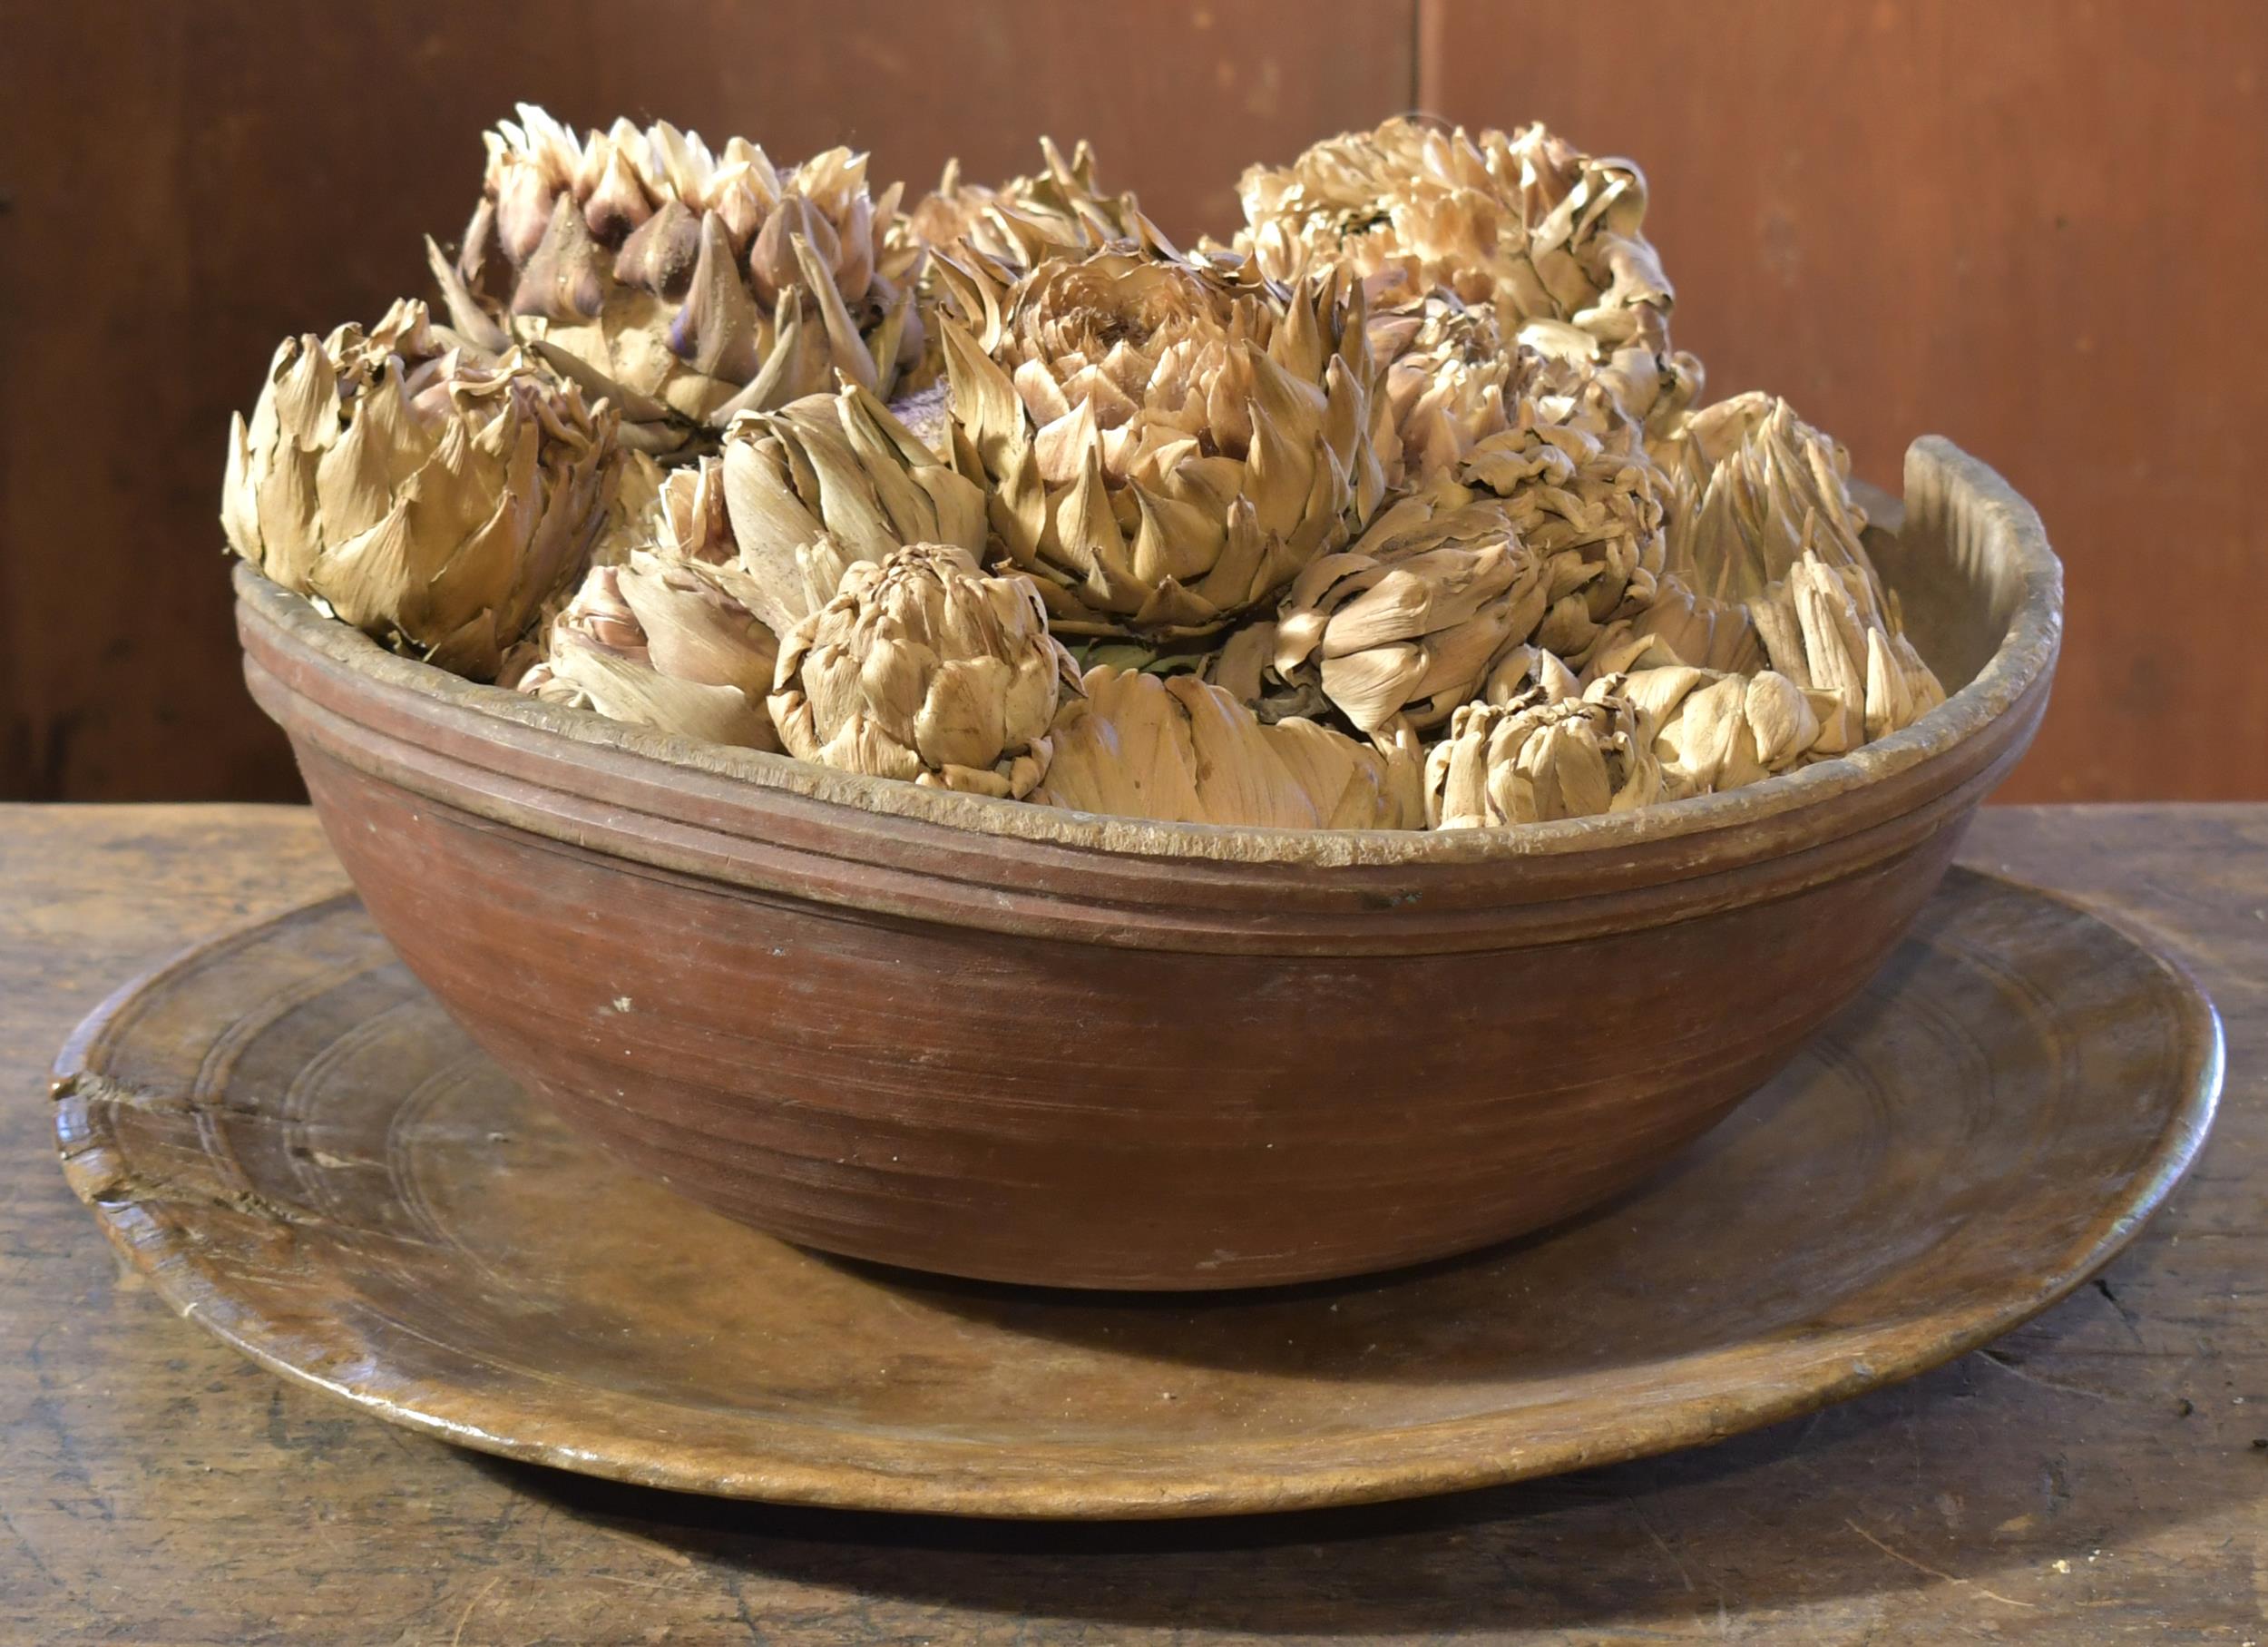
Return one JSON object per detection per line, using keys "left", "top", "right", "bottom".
{"left": 235, "top": 435, "right": 2062, "bottom": 868}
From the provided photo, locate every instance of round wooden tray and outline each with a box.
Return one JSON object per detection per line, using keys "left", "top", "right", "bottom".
{"left": 53, "top": 868, "right": 2219, "bottom": 1520}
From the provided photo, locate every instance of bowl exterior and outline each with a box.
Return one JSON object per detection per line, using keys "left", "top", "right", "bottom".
{"left": 287, "top": 744, "right": 1973, "bottom": 1287}
{"left": 232, "top": 439, "right": 2060, "bottom": 1289}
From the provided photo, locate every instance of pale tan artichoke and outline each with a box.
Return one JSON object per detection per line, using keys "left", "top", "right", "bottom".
{"left": 429, "top": 104, "right": 926, "bottom": 429}
{"left": 1751, "top": 552, "right": 1946, "bottom": 750}
{"left": 1658, "top": 392, "right": 1873, "bottom": 603}
{"left": 941, "top": 247, "right": 1389, "bottom": 638}
{"left": 717, "top": 383, "right": 991, "bottom": 639}
{"left": 1589, "top": 572, "right": 1764, "bottom": 676}
{"left": 1263, "top": 363, "right": 1674, "bottom": 730}
{"left": 1478, "top": 642, "right": 1581, "bottom": 708}
{"left": 1456, "top": 364, "right": 1669, "bottom": 667}
{"left": 1655, "top": 393, "right": 1943, "bottom": 740}
{"left": 1424, "top": 679, "right": 1662, "bottom": 828}
{"left": 1617, "top": 664, "right": 1834, "bottom": 797}
{"left": 1367, "top": 293, "right": 1516, "bottom": 481}
{"left": 1033, "top": 666, "right": 1422, "bottom": 828}
{"left": 1237, "top": 118, "right": 1694, "bottom": 400}
{"left": 640, "top": 451, "right": 738, "bottom": 563}
{"left": 904, "top": 138, "right": 1168, "bottom": 277}
{"left": 768, "top": 544, "right": 1079, "bottom": 798}
{"left": 1271, "top": 476, "right": 1549, "bottom": 735}
{"left": 220, "top": 299, "right": 619, "bottom": 681}
{"left": 521, "top": 554, "right": 780, "bottom": 750}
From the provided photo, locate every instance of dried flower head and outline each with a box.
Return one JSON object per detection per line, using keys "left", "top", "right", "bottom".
{"left": 1457, "top": 362, "right": 1669, "bottom": 667}
{"left": 1272, "top": 477, "right": 1550, "bottom": 735}
{"left": 1033, "top": 666, "right": 1422, "bottom": 828}
{"left": 1616, "top": 664, "right": 1833, "bottom": 797}
{"left": 220, "top": 299, "right": 618, "bottom": 681}
{"left": 941, "top": 246, "right": 1389, "bottom": 638}
{"left": 1659, "top": 393, "right": 1869, "bottom": 602}
{"left": 1750, "top": 552, "right": 1946, "bottom": 750}
{"left": 429, "top": 103, "right": 926, "bottom": 428}
{"left": 904, "top": 138, "right": 1168, "bottom": 278}
{"left": 768, "top": 544, "right": 1080, "bottom": 798}
{"left": 1239, "top": 118, "right": 1679, "bottom": 358}
{"left": 1367, "top": 293, "right": 1518, "bottom": 480}
{"left": 719, "top": 384, "right": 991, "bottom": 638}
{"left": 1424, "top": 678, "right": 1663, "bottom": 828}
{"left": 522, "top": 554, "right": 780, "bottom": 749}
{"left": 1656, "top": 393, "right": 1944, "bottom": 741}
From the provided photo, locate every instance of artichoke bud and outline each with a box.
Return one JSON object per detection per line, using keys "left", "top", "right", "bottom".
{"left": 1032, "top": 666, "right": 1422, "bottom": 829}
{"left": 1617, "top": 664, "right": 1834, "bottom": 798}
{"left": 1649, "top": 392, "right": 1945, "bottom": 747}
{"left": 768, "top": 544, "right": 1080, "bottom": 799}
{"left": 719, "top": 383, "right": 990, "bottom": 638}
{"left": 520, "top": 555, "right": 780, "bottom": 751}
{"left": 1455, "top": 358, "right": 1670, "bottom": 668}
{"left": 1748, "top": 550, "right": 1946, "bottom": 752}
{"left": 943, "top": 246, "right": 1390, "bottom": 641}
{"left": 1423, "top": 677, "right": 1663, "bottom": 828}
{"left": 905, "top": 139, "right": 1176, "bottom": 289}
{"left": 1656, "top": 392, "right": 1886, "bottom": 605}
{"left": 1370, "top": 292, "right": 1520, "bottom": 482}
{"left": 432, "top": 104, "right": 932, "bottom": 429}
{"left": 1272, "top": 475, "right": 1550, "bottom": 735}
{"left": 220, "top": 299, "right": 620, "bottom": 681}
{"left": 1237, "top": 118, "right": 1684, "bottom": 414}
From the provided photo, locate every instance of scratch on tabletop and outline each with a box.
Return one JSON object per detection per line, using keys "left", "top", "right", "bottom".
{"left": 1976, "top": 1348, "right": 2115, "bottom": 1403}
{"left": 449, "top": 1573, "right": 503, "bottom": 1647}
{"left": 1634, "top": 1509, "right": 1697, "bottom": 1593}
{"left": 1843, "top": 1519, "right": 2038, "bottom": 1609}
{"left": 589, "top": 1519, "right": 696, "bottom": 1568}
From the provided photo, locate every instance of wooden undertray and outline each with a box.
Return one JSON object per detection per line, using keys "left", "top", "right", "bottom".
{"left": 54, "top": 868, "right": 2218, "bottom": 1518}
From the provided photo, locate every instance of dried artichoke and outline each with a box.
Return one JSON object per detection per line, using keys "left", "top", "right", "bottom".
{"left": 769, "top": 544, "right": 1079, "bottom": 798}
{"left": 1272, "top": 476, "right": 1549, "bottom": 736}
{"left": 719, "top": 383, "right": 991, "bottom": 637}
{"left": 1424, "top": 679, "right": 1662, "bottom": 828}
{"left": 1658, "top": 393, "right": 1872, "bottom": 603}
{"left": 1033, "top": 666, "right": 1422, "bottom": 829}
{"left": 1457, "top": 364, "right": 1668, "bottom": 667}
{"left": 940, "top": 247, "right": 1388, "bottom": 639}
{"left": 1617, "top": 664, "right": 1834, "bottom": 797}
{"left": 904, "top": 138, "right": 1168, "bottom": 276}
{"left": 220, "top": 299, "right": 618, "bottom": 681}
{"left": 1237, "top": 117, "right": 1696, "bottom": 418}
{"left": 1367, "top": 293, "right": 1516, "bottom": 481}
{"left": 1656, "top": 394, "right": 1943, "bottom": 740}
{"left": 522, "top": 554, "right": 780, "bottom": 750}
{"left": 429, "top": 104, "right": 925, "bottom": 429}
{"left": 1751, "top": 552, "right": 1946, "bottom": 750}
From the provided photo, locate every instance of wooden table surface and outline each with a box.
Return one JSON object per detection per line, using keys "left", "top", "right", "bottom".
{"left": 5, "top": 805, "right": 2263, "bottom": 1645}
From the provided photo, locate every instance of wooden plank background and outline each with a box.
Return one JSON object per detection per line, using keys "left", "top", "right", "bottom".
{"left": 2, "top": 1, "right": 2255, "bottom": 800}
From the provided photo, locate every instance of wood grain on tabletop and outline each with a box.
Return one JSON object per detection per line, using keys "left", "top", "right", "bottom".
{"left": 1418, "top": 0, "right": 2268, "bottom": 802}
{"left": 3, "top": 801, "right": 2265, "bottom": 1642}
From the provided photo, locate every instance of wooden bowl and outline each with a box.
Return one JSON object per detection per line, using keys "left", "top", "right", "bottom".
{"left": 235, "top": 437, "right": 2061, "bottom": 1290}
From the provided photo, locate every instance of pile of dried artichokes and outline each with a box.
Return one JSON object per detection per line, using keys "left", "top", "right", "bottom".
{"left": 222, "top": 109, "right": 1943, "bottom": 831}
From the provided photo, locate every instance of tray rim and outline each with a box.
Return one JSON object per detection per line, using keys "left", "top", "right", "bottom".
{"left": 52, "top": 869, "right": 2224, "bottom": 1520}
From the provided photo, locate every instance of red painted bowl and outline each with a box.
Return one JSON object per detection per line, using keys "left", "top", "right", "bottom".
{"left": 235, "top": 436, "right": 2060, "bottom": 1289}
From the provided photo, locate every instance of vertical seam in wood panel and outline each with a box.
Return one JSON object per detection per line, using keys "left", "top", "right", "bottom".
{"left": 1412, "top": 0, "right": 1440, "bottom": 114}
{"left": 1408, "top": 0, "right": 1425, "bottom": 113}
